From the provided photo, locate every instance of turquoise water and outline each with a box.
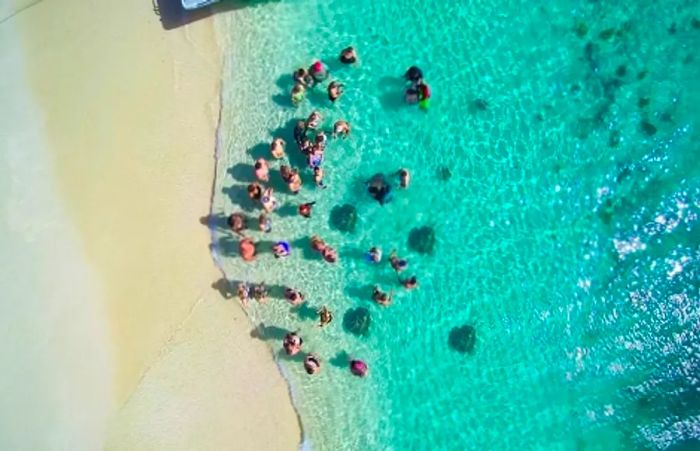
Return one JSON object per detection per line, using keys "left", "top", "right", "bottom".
{"left": 211, "top": 1, "right": 699, "bottom": 449}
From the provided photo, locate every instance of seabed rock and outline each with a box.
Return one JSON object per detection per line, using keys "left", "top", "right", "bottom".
{"left": 330, "top": 204, "right": 357, "bottom": 233}
{"left": 408, "top": 226, "right": 436, "bottom": 254}
{"left": 343, "top": 307, "right": 371, "bottom": 336}
{"left": 449, "top": 324, "right": 476, "bottom": 354}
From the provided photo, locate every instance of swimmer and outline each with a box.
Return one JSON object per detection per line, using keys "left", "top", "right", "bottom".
{"left": 332, "top": 120, "right": 350, "bottom": 138}
{"left": 254, "top": 158, "right": 269, "bottom": 182}
{"left": 300, "top": 138, "right": 313, "bottom": 155}
{"left": 313, "top": 166, "right": 327, "bottom": 189}
{"left": 261, "top": 187, "right": 279, "bottom": 213}
{"left": 315, "top": 131, "right": 328, "bottom": 148}
{"left": 239, "top": 237, "right": 256, "bottom": 262}
{"left": 303, "top": 354, "right": 321, "bottom": 375}
{"left": 321, "top": 246, "right": 338, "bottom": 263}
{"left": 289, "top": 170, "right": 303, "bottom": 194}
{"left": 307, "top": 149, "right": 323, "bottom": 169}
{"left": 253, "top": 282, "right": 268, "bottom": 304}
{"left": 306, "top": 111, "right": 322, "bottom": 130}
{"left": 283, "top": 332, "right": 303, "bottom": 356}
{"left": 280, "top": 165, "right": 294, "bottom": 183}
{"left": 405, "top": 65, "right": 423, "bottom": 84}
{"left": 272, "top": 240, "right": 291, "bottom": 258}
{"left": 298, "top": 201, "right": 316, "bottom": 218}
{"left": 400, "top": 275, "right": 418, "bottom": 290}
{"left": 293, "top": 67, "right": 313, "bottom": 87}
{"left": 270, "top": 137, "right": 286, "bottom": 159}
{"left": 291, "top": 83, "right": 306, "bottom": 106}
{"left": 247, "top": 182, "right": 263, "bottom": 201}
{"left": 227, "top": 213, "right": 247, "bottom": 235}
{"left": 310, "top": 235, "right": 327, "bottom": 252}
{"left": 258, "top": 213, "right": 272, "bottom": 233}
{"left": 367, "top": 173, "right": 393, "bottom": 205}
{"left": 349, "top": 359, "right": 368, "bottom": 377}
{"left": 284, "top": 287, "right": 305, "bottom": 306}
{"left": 309, "top": 60, "right": 328, "bottom": 82}
{"left": 317, "top": 306, "right": 333, "bottom": 327}
{"left": 339, "top": 46, "right": 358, "bottom": 64}
{"left": 395, "top": 168, "right": 410, "bottom": 188}
{"left": 372, "top": 285, "right": 393, "bottom": 306}
{"left": 389, "top": 249, "right": 408, "bottom": 272}
{"left": 237, "top": 281, "right": 250, "bottom": 307}
{"left": 328, "top": 81, "right": 345, "bottom": 102}
{"left": 367, "top": 246, "right": 382, "bottom": 263}
{"left": 294, "top": 120, "right": 307, "bottom": 147}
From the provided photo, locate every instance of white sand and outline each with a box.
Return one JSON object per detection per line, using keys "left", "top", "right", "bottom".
{"left": 1, "top": 0, "right": 301, "bottom": 447}
{"left": 0, "top": 17, "right": 113, "bottom": 450}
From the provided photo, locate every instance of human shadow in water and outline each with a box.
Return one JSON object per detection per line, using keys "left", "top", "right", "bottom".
{"left": 291, "top": 236, "right": 318, "bottom": 261}
{"left": 377, "top": 75, "right": 406, "bottom": 112}
{"left": 329, "top": 350, "right": 351, "bottom": 369}
{"left": 228, "top": 162, "right": 256, "bottom": 183}
{"left": 341, "top": 246, "right": 370, "bottom": 262}
{"left": 292, "top": 303, "right": 319, "bottom": 321}
{"left": 276, "top": 203, "right": 298, "bottom": 218}
{"left": 222, "top": 185, "right": 258, "bottom": 212}
{"left": 200, "top": 212, "right": 231, "bottom": 232}
{"left": 250, "top": 322, "right": 288, "bottom": 341}
{"left": 212, "top": 277, "right": 235, "bottom": 299}
{"left": 247, "top": 142, "right": 270, "bottom": 161}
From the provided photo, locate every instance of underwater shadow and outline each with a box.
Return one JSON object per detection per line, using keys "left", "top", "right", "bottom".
{"left": 291, "top": 236, "right": 318, "bottom": 261}
{"left": 329, "top": 350, "right": 350, "bottom": 368}
{"left": 248, "top": 142, "right": 270, "bottom": 161}
{"left": 199, "top": 212, "right": 230, "bottom": 232}
{"left": 292, "top": 303, "right": 318, "bottom": 321}
{"left": 227, "top": 163, "right": 255, "bottom": 183}
{"left": 250, "top": 322, "right": 288, "bottom": 341}
{"left": 222, "top": 185, "right": 257, "bottom": 212}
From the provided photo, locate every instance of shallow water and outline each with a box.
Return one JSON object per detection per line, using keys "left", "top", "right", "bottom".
{"left": 212, "top": 1, "right": 700, "bottom": 449}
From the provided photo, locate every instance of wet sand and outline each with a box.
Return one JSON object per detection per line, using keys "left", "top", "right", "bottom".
{"left": 10, "top": 0, "right": 300, "bottom": 447}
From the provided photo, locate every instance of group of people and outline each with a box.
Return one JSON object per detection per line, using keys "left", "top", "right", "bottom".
{"left": 225, "top": 47, "right": 428, "bottom": 379}
{"left": 290, "top": 47, "right": 357, "bottom": 106}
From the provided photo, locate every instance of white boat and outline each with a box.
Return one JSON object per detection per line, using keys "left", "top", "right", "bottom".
{"left": 181, "top": 0, "right": 220, "bottom": 10}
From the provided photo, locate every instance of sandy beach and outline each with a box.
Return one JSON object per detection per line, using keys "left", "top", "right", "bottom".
{"left": 1, "top": 0, "right": 300, "bottom": 448}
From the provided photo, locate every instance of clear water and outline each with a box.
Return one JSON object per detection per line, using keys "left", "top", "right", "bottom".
{"left": 211, "top": 1, "right": 700, "bottom": 449}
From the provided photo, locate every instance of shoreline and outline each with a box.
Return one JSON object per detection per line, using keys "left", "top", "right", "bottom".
{"left": 207, "top": 68, "right": 307, "bottom": 447}
{"left": 11, "top": 0, "right": 301, "bottom": 448}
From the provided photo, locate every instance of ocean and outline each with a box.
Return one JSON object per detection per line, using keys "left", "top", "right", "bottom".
{"left": 211, "top": 0, "right": 700, "bottom": 449}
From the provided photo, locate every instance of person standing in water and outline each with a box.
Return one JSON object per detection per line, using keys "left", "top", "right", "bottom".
{"left": 270, "top": 137, "right": 286, "bottom": 159}
{"left": 237, "top": 282, "right": 250, "bottom": 307}
{"left": 350, "top": 359, "right": 368, "bottom": 377}
{"left": 304, "top": 354, "right": 321, "bottom": 375}
{"left": 367, "top": 246, "right": 382, "bottom": 263}
{"left": 317, "top": 306, "right": 333, "bottom": 327}
{"left": 313, "top": 166, "right": 327, "bottom": 189}
{"left": 298, "top": 201, "right": 316, "bottom": 218}
{"left": 333, "top": 120, "right": 350, "bottom": 138}
{"left": 258, "top": 213, "right": 272, "bottom": 233}
{"left": 395, "top": 168, "right": 410, "bottom": 188}
{"left": 372, "top": 285, "right": 393, "bottom": 306}
{"left": 389, "top": 250, "right": 408, "bottom": 272}
{"left": 339, "top": 46, "right": 358, "bottom": 64}
{"left": 254, "top": 158, "right": 269, "bottom": 182}
{"left": 400, "top": 275, "right": 418, "bottom": 290}
{"left": 328, "top": 81, "right": 345, "bottom": 102}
